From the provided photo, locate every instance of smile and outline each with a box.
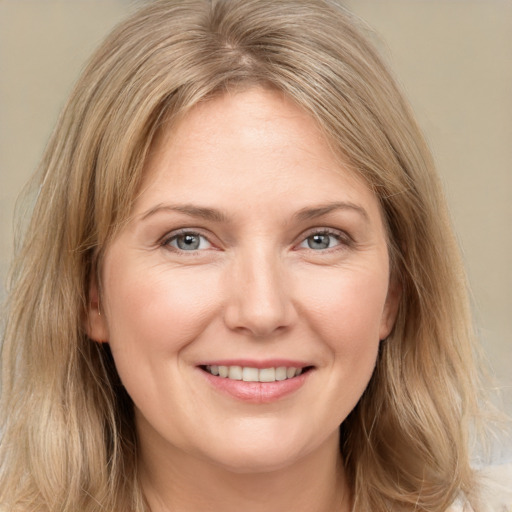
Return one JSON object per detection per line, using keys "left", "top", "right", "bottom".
{"left": 203, "top": 365, "right": 305, "bottom": 382}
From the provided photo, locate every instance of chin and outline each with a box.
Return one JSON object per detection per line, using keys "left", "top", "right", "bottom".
{"left": 196, "top": 427, "right": 325, "bottom": 475}
{"left": 207, "top": 447, "right": 304, "bottom": 475}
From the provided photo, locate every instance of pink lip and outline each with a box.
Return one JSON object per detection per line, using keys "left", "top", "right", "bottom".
{"left": 196, "top": 360, "right": 313, "bottom": 404}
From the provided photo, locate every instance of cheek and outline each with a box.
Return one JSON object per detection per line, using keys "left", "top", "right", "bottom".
{"left": 103, "top": 262, "right": 222, "bottom": 353}
{"left": 101, "top": 260, "right": 225, "bottom": 418}
{"left": 296, "top": 264, "right": 390, "bottom": 349}
{"left": 300, "top": 267, "right": 387, "bottom": 415}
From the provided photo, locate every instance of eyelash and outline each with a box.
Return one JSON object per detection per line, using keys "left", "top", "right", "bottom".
{"left": 160, "top": 228, "right": 352, "bottom": 254}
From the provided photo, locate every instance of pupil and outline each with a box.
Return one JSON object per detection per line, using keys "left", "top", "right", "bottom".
{"left": 178, "top": 234, "right": 199, "bottom": 250}
{"left": 309, "top": 234, "right": 329, "bottom": 249}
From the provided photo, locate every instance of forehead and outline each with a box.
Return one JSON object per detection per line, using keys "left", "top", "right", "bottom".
{"left": 136, "top": 87, "right": 380, "bottom": 221}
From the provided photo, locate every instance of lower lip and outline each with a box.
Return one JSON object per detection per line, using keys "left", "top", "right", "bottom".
{"left": 199, "top": 368, "right": 311, "bottom": 403}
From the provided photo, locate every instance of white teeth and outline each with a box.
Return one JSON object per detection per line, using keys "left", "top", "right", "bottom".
{"left": 242, "top": 367, "right": 259, "bottom": 382}
{"left": 228, "top": 366, "right": 242, "bottom": 380}
{"left": 205, "top": 365, "right": 307, "bottom": 382}
{"left": 275, "top": 367, "right": 287, "bottom": 381}
{"left": 259, "top": 367, "right": 275, "bottom": 382}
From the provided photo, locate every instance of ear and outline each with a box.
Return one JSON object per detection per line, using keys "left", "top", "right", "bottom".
{"left": 379, "top": 276, "right": 401, "bottom": 340}
{"left": 85, "top": 276, "right": 109, "bottom": 343}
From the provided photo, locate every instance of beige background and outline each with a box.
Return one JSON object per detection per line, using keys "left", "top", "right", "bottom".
{"left": 1, "top": 0, "right": 511, "bottom": 456}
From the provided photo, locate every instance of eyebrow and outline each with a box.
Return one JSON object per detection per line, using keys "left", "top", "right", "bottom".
{"left": 140, "top": 203, "right": 229, "bottom": 223}
{"left": 139, "top": 201, "right": 369, "bottom": 224}
{"left": 294, "top": 202, "right": 369, "bottom": 223}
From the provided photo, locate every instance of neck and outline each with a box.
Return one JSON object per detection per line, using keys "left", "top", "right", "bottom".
{"left": 139, "top": 430, "right": 351, "bottom": 512}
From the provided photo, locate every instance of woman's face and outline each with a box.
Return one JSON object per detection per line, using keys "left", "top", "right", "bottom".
{"left": 88, "top": 88, "right": 399, "bottom": 474}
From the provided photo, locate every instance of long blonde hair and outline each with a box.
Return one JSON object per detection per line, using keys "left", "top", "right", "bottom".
{"left": 1, "top": 1, "right": 483, "bottom": 510}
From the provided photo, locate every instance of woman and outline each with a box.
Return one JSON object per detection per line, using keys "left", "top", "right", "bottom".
{"left": 0, "top": 1, "right": 508, "bottom": 511}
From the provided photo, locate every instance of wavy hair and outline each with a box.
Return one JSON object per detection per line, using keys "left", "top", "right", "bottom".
{"left": 1, "top": 1, "right": 483, "bottom": 510}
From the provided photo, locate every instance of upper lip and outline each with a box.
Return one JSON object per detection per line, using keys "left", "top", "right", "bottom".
{"left": 196, "top": 359, "right": 312, "bottom": 369}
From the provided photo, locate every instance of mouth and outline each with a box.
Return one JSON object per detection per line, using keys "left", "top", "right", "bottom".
{"left": 200, "top": 365, "right": 313, "bottom": 383}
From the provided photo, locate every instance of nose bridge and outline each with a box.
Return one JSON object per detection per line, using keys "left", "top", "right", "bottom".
{"left": 224, "top": 243, "right": 294, "bottom": 337}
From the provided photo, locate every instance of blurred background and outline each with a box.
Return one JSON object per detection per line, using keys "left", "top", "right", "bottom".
{"left": 1, "top": 0, "right": 511, "bottom": 460}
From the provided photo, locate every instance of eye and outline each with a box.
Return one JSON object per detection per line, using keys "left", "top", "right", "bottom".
{"left": 164, "top": 231, "right": 212, "bottom": 251}
{"left": 298, "top": 230, "right": 344, "bottom": 250}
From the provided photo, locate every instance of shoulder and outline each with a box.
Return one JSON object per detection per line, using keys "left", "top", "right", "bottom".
{"left": 447, "top": 464, "right": 512, "bottom": 512}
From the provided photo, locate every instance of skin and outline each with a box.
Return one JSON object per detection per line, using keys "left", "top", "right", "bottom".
{"left": 87, "top": 88, "right": 400, "bottom": 512}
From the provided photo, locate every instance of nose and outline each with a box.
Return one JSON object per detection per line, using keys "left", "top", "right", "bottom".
{"left": 223, "top": 248, "right": 297, "bottom": 338}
